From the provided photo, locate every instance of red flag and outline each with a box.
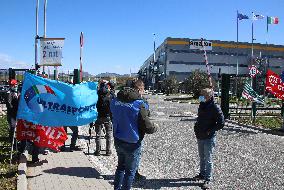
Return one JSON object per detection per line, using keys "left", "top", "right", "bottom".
{"left": 266, "top": 69, "right": 284, "bottom": 100}
{"left": 16, "top": 119, "right": 68, "bottom": 151}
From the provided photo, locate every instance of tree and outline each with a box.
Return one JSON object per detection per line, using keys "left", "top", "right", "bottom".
{"left": 184, "top": 69, "right": 212, "bottom": 98}
{"left": 162, "top": 75, "right": 178, "bottom": 95}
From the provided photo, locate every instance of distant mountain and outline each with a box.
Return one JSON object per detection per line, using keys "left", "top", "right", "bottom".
{"left": 95, "top": 72, "right": 121, "bottom": 77}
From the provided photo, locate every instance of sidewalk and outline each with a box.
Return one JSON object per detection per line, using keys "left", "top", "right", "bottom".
{"left": 27, "top": 149, "right": 112, "bottom": 190}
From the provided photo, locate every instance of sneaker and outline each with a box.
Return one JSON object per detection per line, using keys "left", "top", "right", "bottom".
{"left": 94, "top": 151, "right": 101, "bottom": 156}
{"left": 135, "top": 171, "right": 146, "bottom": 181}
{"left": 193, "top": 174, "right": 205, "bottom": 181}
{"left": 202, "top": 180, "right": 210, "bottom": 189}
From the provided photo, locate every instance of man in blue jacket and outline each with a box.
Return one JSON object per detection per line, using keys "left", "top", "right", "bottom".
{"left": 193, "top": 88, "right": 225, "bottom": 189}
{"left": 111, "top": 79, "right": 157, "bottom": 190}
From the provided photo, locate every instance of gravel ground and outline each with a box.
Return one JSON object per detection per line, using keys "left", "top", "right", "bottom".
{"left": 77, "top": 94, "right": 284, "bottom": 190}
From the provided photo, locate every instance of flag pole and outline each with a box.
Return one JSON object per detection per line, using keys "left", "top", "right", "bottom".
{"left": 43, "top": 0, "right": 47, "bottom": 75}
{"left": 35, "top": 0, "right": 39, "bottom": 72}
{"left": 251, "top": 12, "right": 256, "bottom": 123}
{"left": 236, "top": 10, "right": 239, "bottom": 75}
{"left": 251, "top": 12, "right": 254, "bottom": 58}
{"left": 80, "top": 32, "right": 83, "bottom": 82}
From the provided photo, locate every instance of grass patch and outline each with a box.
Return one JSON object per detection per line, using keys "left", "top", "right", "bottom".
{"left": 0, "top": 115, "right": 17, "bottom": 190}
{"left": 233, "top": 116, "right": 282, "bottom": 130}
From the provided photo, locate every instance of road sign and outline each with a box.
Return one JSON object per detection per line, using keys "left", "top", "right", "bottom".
{"left": 249, "top": 65, "right": 260, "bottom": 78}
{"left": 40, "top": 38, "right": 65, "bottom": 66}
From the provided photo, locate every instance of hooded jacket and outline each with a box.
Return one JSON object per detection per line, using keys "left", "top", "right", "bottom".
{"left": 194, "top": 97, "right": 224, "bottom": 140}
{"left": 110, "top": 88, "right": 157, "bottom": 143}
{"left": 5, "top": 89, "right": 19, "bottom": 119}
{"left": 96, "top": 85, "right": 112, "bottom": 118}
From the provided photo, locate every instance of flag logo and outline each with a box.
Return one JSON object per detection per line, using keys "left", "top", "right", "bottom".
{"left": 24, "top": 85, "right": 57, "bottom": 113}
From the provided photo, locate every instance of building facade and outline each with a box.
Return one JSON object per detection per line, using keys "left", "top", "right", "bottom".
{"left": 138, "top": 37, "right": 284, "bottom": 89}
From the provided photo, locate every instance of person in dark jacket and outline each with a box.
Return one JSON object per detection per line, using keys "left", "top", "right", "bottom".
{"left": 111, "top": 79, "right": 157, "bottom": 190}
{"left": 193, "top": 88, "right": 224, "bottom": 189}
{"left": 5, "top": 79, "right": 19, "bottom": 143}
{"left": 93, "top": 81, "right": 113, "bottom": 156}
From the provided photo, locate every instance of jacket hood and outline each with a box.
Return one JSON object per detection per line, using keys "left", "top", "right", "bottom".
{"left": 117, "top": 88, "right": 142, "bottom": 102}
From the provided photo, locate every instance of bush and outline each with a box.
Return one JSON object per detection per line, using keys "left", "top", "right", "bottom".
{"left": 184, "top": 70, "right": 212, "bottom": 98}
{"left": 0, "top": 116, "right": 17, "bottom": 190}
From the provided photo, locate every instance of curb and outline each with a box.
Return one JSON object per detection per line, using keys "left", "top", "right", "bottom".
{"left": 17, "top": 151, "right": 28, "bottom": 190}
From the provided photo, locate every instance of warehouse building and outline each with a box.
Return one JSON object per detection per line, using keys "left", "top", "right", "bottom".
{"left": 138, "top": 37, "right": 284, "bottom": 89}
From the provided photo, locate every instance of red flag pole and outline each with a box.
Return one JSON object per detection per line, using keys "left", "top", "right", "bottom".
{"left": 80, "top": 32, "right": 84, "bottom": 82}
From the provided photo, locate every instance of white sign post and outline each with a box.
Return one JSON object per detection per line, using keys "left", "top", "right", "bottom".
{"left": 40, "top": 38, "right": 65, "bottom": 66}
{"left": 189, "top": 40, "right": 212, "bottom": 50}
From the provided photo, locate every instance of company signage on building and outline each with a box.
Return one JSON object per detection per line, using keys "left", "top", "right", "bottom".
{"left": 40, "top": 38, "right": 65, "bottom": 66}
{"left": 189, "top": 40, "right": 212, "bottom": 50}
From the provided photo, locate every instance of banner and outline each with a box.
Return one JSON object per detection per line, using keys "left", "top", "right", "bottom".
{"left": 242, "top": 82, "right": 264, "bottom": 104}
{"left": 266, "top": 69, "right": 284, "bottom": 100}
{"left": 16, "top": 119, "right": 67, "bottom": 151}
{"left": 17, "top": 72, "right": 98, "bottom": 126}
{"left": 40, "top": 38, "right": 65, "bottom": 66}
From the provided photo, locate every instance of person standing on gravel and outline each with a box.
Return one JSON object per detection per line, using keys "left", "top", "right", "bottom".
{"left": 193, "top": 88, "right": 225, "bottom": 189}
{"left": 93, "top": 80, "right": 113, "bottom": 156}
{"left": 110, "top": 79, "right": 157, "bottom": 190}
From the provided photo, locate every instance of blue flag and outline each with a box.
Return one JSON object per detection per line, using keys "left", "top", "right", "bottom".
{"left": 238, "top": 13, "right": 249, "bottom": 20}
{"left": 17, "top": 72, "right": 98, "bottom": 127}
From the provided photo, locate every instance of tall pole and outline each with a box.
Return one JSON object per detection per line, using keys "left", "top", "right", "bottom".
{"left": 153, "top": 33, "right": 156, "bottom": 62}
{"left": 80, "top": 32, "right": 84, "bottom": 82}
{"left": 43, "top": 0, "right": 47, "bottom": 75}
{"left": 251, "top": 12, "right": 254, "bottom": 58}
{"left": 251, "top": 12, "right": 256, "bottom": 123}
{"left": 35, "top": 0, "right": 39, "bottom": 72}
{"left": 236, "top": 10, "right": 239, "bottom": 75}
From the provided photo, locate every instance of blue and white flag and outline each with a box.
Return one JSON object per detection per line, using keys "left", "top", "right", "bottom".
{"left": 17, "top": 72, "right": 98, "bottom": 127}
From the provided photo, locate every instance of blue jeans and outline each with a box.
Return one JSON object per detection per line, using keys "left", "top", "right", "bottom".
{"left": 114, "top": 138, "right": 142, "bottom": 190}
{"left": 197, "top": 136, "right": 216, "bottom": 181}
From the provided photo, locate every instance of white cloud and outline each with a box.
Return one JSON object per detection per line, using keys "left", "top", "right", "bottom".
{"left": 0, "top": 53, "right": 31, "bottom": 69}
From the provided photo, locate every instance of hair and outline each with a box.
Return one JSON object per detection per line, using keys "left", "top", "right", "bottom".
{"left": 201, "top": 88, "right": 213, "bottom": 98}
{"left": 133, "top": 79, "right": 144, "bottom": 90}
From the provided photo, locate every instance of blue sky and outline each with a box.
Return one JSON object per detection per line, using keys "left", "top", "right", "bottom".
{"left": 0, "top": 0, "right": 283, "bottom": 75}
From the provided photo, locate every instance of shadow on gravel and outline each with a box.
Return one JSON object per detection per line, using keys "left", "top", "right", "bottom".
{"left": 132, "top": 177, "right": 204, "bottom": 189}
{"left": 43, "top": 167, "right": 101, "bottom": 178}
{"left": 180, "top": 118, "right": 197, "bottom": 122}
{"left": 226, "top": 120, "right": 284, "bottom": 136}
{"left": 222, "top": 127, "right": 258, "bottom": 135}
{"left": 102, "top": 175, "right": 204, "bottom": 189}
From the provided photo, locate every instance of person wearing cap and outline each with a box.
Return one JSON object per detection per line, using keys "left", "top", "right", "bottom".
{"left": 193, "top": 88, "right": 225, "bottom": 189}
{"left": 5, "top": 79, "right": 19, "bottom": 143}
